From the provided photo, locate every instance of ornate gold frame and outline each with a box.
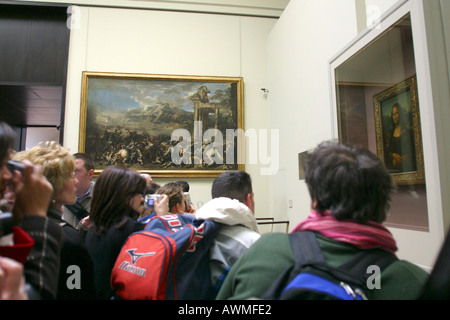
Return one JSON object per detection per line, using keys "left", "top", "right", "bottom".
{"left": 373, "top": 75, "right": 425, "bottom": 185}
{"left": 79, "top": 72, "right": 244, "bottom": 177}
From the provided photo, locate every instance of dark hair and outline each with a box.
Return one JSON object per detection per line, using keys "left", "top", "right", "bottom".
{"left": 391, "top": 103, "right": 400, "bottom": 114}
{"left": 73, "top": 152, "right": 95, "bottom": 171}
{"left": 211, "top": 171, "right": 252, "bottom": 204}
{"left": 89, "top": 165, "right": 146, "bottom": 234}
{"left": 176, "top": 180, "right": 190, "bottom": 192}
{"left": 0, "top": 121, "right": 16, "bottom": 162}
{"left": 156, "top": 182, "right": 184, "bottom": 212}
{"left": 304, "top": 141, "right": 393, "bottom": 224}
{"left": 145, "top": 182, "right": 160, "bottom": 195}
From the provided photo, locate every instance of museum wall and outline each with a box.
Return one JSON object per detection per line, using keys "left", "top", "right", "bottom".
{"left": 63, "top": 5, "right": 278, "bottom": 218}
{"left": 266, "top": 0, "right": 360, "bottom": 232}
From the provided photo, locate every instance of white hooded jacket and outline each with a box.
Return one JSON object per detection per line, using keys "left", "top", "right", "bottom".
{"left": 195, "top": 197, "right": 261, "bottom": 293}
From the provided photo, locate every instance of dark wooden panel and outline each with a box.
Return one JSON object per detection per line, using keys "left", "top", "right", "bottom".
{"left": 0, "top": 85, "right": 27, "bottom": 126}
{"left": 0, "top": 4, "right": 69, "bottom": 84}
{"left": 0, "top": 84, "right": 63, "bottom": 127}
{"left": 0, "top": 4, "right": 69, "bottom": 129}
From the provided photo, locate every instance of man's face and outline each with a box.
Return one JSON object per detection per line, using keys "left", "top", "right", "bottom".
{"left": 74, "top": 159, "right": 92, "bottom": 196}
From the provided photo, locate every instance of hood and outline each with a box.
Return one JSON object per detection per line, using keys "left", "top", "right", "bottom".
{"left": 195, "top": 197, "right": 259, "bottom": 233}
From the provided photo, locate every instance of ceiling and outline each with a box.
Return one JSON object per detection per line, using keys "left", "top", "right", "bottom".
{"left": 0, "top": 84, "right": 63, "bottom": 127}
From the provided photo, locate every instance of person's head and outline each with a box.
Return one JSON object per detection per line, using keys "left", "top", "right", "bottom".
{"left": 176, "top": 181, "right": 190, "bottom": 192}
{"left": 0, "top": 122, "right": 16, "bottom": 200}
{"left": 156, "top": 182, "right": 186, "bottom": 214}
{"left": 304, "top": 140, "right": 394, "bottom": 224}
{"left": 211, "top": 171, "right": 254, "bottom": 213}
{"left": 144, "top": 181, "right": 160, "bottom": 195}
{"left": 90, "top": 165, "right": 146, "bottom": 234}
{"left": 176, "top": 180, "right": 195, "bottom": 212}
{"left": 140, "top": 173, "right": 153, "bottom": 183}
{"left": 13, "top": 141, "right": 78, "bottom": 207}
{"left": 73, "top": 153, "right": 95, "bottom": 197}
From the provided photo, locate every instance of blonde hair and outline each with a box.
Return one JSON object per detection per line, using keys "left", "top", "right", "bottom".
{"left": 13, "top": 141, "right": 75, "bottom": 197}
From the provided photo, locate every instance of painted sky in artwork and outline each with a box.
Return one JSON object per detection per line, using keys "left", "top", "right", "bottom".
{"left": 87, "top": 77, "right": 230, "bottom": 113}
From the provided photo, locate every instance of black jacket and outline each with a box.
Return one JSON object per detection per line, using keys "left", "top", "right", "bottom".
{"left": 85, "top": 216, "right": 144, "bottom": 300}
{"left": 47, "top": 207, "right": 96, "bottom": 300}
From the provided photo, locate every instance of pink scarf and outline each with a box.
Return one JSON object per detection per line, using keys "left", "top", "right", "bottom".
{"left": 292, "top": 211, "right": 398, "bottom": 254}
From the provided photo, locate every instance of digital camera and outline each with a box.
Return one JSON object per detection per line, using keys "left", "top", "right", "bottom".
{"left": 6, "top": 160, "right": 25, "bottom": 177}
{"left": 144, "top": 194, "right": 162, "bottom": 212}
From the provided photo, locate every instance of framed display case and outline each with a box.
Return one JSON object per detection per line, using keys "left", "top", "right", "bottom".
{"left": 329, "top": 8, "right": 428, "bottom": 231}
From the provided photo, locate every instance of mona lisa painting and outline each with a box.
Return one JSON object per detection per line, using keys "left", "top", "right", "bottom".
{"left": 374, "top": 75, "right": 425, "bottom": 185}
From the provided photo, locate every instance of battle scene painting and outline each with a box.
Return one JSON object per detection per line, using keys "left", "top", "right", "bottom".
{"left": 79, "top": 72, "right": 244, "bottom": 177}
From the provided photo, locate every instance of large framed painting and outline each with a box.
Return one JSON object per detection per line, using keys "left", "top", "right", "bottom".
{"left": 79, "top": 72, "right": 244, "bottom": 177}
{"left": 373, "top": 75, "right": 425, "bottom": 185}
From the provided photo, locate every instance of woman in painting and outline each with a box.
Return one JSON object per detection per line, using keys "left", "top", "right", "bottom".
{"left": 384, "top": 103, "right": 416, "bottom": 173}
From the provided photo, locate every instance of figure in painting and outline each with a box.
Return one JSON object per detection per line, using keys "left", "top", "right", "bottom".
{"left": 384, "top": 103, "right": 416, "bottom": 173}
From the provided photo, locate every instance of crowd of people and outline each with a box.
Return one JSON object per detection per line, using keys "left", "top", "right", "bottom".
{"left": 1, "top": 120, "right": 448, "bottom": 300}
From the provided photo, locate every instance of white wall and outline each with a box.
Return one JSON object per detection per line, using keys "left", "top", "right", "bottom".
{"left": 64, "top": 5, "right": 276, "bottom": 216}
{"left": 25, "top": 127, "right": 60, "bottom": 149}
{"left": 266, "top": 0, "right": 359, "bottom": 228}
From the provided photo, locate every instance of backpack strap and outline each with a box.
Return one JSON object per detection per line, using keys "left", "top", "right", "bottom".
{"left": 261, "top": 231, "right": 325, "bottom": 299}
{"left": 289, "top": 230, "right": 326, "bottom": 267}
{"left": 338, "top": 247, "right": 398, "bottom": 286}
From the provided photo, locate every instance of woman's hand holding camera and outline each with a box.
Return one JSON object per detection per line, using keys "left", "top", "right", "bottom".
{"left": 154, "top": 194, "right": 169, "bottom": 216}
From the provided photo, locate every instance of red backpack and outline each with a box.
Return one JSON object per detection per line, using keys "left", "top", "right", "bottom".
{"left": 111, "top": 214, "right": 220, "bottom": 300}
